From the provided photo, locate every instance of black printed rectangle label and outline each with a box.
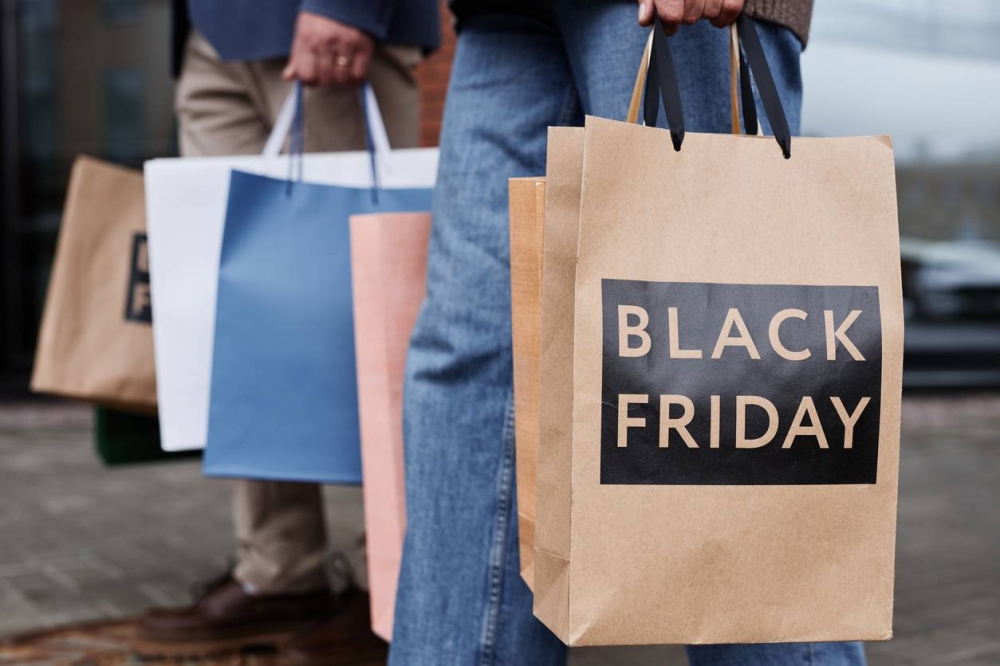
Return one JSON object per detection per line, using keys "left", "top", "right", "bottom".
{"left": 601, "top": 280, "right": 882, "bottom": 485}
{"left": 124, "top": 232, "right": 152, "bottom": 324}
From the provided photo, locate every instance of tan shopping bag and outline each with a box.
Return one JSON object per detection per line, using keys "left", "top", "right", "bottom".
{"left": 509, "top": 178, "right": 546, "bottom": 590}
{"left": 349, "top": 212, "right": 432, "bottom": 641}
{"left": 532, "top": 126, "right": 585, "bottom": 630}
{"left": 531, "top": 19, "right": 902, "bottom": 646}
{"left": 32, "top": 156, "right": 156, "bottom": 411}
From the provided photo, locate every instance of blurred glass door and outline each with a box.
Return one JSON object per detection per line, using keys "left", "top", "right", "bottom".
{"left": 0, "top": 0, "right": 175, "bottom": 391}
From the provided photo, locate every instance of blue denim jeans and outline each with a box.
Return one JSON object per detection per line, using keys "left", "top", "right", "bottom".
{"left": 390, "top": 4, "right": 867, "bottom": 666}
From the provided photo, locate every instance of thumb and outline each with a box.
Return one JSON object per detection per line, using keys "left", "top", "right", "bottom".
{"left": 638, "top": 0, "right": 654, "bottom": 26}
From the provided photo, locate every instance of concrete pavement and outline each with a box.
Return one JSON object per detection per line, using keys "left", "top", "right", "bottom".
{"left": 0, "top": 396, "right": 997, "bottom": 665}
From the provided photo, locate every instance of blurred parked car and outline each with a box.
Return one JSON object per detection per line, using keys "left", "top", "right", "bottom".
{"left": 900, "top": 236, "right": 1000, "bottom": 388}
{"left": 901, "top": 237, "right": 1000, "bottom": 321}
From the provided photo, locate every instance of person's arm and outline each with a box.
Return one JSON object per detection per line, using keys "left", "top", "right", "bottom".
{"left": 638, "top": 0, "right": 744, "bottom": 34}
{"left": 283, "top": 0, "right": 401, "bottom": 87}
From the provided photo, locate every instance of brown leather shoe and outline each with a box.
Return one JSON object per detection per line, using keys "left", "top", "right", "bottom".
{"left": 275, "top": 590, "right": 387, "bottom": 666}
{"left": 132, "top": 573, "right": 337, "bottom": 659}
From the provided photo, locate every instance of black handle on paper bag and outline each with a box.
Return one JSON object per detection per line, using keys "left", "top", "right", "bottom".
{"left": 644, "top": 20, "right": 686, "bottom": 152}
{"left": 644, "top": 13, "right": 792, "bottom": 158}
{"left": 738, "top": 38, "right": 758, "bottom": 136}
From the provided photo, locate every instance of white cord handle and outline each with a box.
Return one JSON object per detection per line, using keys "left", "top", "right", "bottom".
{"left": 261, "top": 81, "right": 392, "bottom": 159}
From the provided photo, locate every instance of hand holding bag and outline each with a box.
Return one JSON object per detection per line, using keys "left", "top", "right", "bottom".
{"left": 145, "top": 83, "right": 438, "bottom": 452}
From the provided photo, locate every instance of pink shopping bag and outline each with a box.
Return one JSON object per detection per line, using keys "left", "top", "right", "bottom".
{"left": 349, "top": 212, "right": 431, "bottom": 641}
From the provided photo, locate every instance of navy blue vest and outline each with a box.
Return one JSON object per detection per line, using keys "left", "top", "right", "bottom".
{"left": 173, "top": 0, "right": 440, "bottom": 75}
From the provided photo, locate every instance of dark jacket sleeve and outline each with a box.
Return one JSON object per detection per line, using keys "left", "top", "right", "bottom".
{"left": 299, "top": 0, "right": 399, "bottom": 40}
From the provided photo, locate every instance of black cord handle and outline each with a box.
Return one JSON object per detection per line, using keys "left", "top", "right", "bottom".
{"left": 736, "top": 13, "right": 791, "bottom": 158}
{"left": 643, "top": 14, "right": 791, "bottom": 158}
{"left": 643, "top": 15, "right": 685, "bottom": 151}
{"left": 738, "top": 41, "right": 758, "bottom": 135}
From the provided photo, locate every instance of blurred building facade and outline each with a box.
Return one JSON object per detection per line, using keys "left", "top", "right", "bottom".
{"left": 804, "top": 0, "right": 1000, "bottom": 244}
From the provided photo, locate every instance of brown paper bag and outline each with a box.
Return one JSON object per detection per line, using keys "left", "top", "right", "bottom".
{"left": 509, "top": 178, "right": 546, "bottom": 590}
{"left": 32, "top": 156, "right": 156, "bottom": 411}
{"left": 349, "top": 212, "right": 431, "bottom": 641}
{"left": 532, "top": 23, "right": 902, "bottom": 646}
{"left": 532, "top": 127, "right": 585, "bottom": 633}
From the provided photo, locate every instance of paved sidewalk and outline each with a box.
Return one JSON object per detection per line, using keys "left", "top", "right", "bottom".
{"left": 0, "top": 397, "right": 998, "bottom": 665}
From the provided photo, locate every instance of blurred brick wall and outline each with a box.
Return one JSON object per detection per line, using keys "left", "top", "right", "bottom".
{"left": 416, "top": 3, "right": 456, "bottom": 147}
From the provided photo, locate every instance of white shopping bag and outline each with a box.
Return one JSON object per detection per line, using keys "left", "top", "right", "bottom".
{"left": 145, "top": 84, "right": 439, "bottom": 451}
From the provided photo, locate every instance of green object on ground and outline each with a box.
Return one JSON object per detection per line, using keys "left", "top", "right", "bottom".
{"left": 94, "top": 407, "right": 200, "bottom": 466}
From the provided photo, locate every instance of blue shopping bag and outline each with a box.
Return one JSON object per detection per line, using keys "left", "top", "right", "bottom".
{"left": 204, "top": 171, "right": 432, "bottom": 483}
{"left": 203, "top": 86, "right": 433, "bottom": 482}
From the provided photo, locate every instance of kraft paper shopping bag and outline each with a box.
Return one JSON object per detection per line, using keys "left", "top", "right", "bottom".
{"left": 532, "top": 127, "right": 585, "bottom": 634}
{"left": 530, "top": 18, "right": 902, "bottom": 646}
{"left": 509, "top": 177, "right": 546, "bottom": 590}
{"left": 32, "top": 156, "right": 157, "bottom": 412}
{"left": 349, "top": 212, "right": 431, "bottom": 641}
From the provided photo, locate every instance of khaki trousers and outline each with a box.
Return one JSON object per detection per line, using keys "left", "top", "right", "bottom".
{"left": 176, "top": 31, "right": 420, "bottom": 594}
